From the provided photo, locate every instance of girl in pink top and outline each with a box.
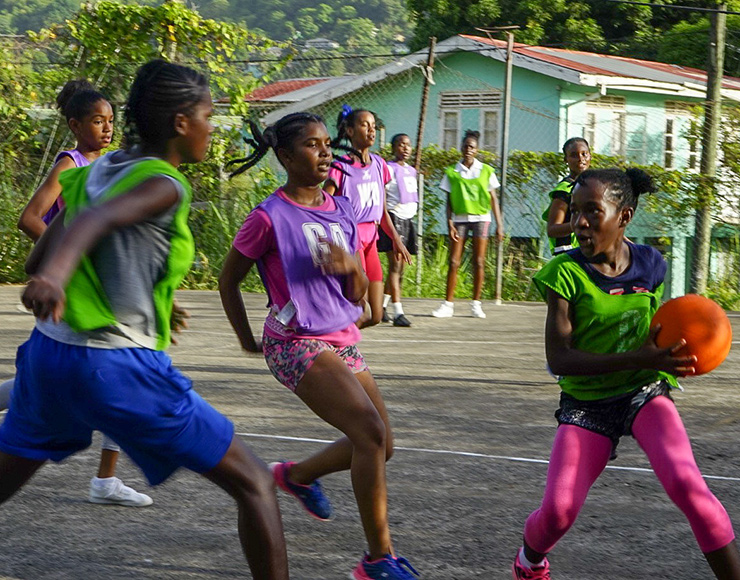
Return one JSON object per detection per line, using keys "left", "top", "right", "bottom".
{"left": 220, "top": 113, "right": 420, "bottom": 580}
{"left": 325, "top": 106, "right": 411, "bottom": 328}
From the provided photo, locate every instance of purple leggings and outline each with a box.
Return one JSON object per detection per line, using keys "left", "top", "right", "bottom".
{"left": 524, "top": 396, "right": 735, "bottom": 554}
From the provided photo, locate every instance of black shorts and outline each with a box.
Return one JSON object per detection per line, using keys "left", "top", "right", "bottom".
{"left": 555, "top": 380, "right": 673, "bottom": 459}
{"left": 377, "top": 213, "right": 418, "bottom": 255}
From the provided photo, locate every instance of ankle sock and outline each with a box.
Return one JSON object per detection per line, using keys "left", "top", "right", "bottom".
{"left": 392, "top": 302, "right": 404, "bottom": 316}
{"left": 383, "top": 294, "right": 391, "bottom": 308}
{"left": 518, "top": 547, "right": 545, "bottom": 570}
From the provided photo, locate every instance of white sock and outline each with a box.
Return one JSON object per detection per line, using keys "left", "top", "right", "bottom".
{"left": 91, "top": 476, "right": 116, "bottom": 488}
{"left": 383, "top": 294, "right": 391, "bottom": 308}
{"left": 443, "top": 300, "right": 454, "bottom": 308}
{"left": 392, "top": 302, "right": 404, "bottom": 317}
{"left": 518, "top": 547, "right": 545, "bottom": 570}
{"left": 472, "top": 300, "right": 482, "bottom": 306}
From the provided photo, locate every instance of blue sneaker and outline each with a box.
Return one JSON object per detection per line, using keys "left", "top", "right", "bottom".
{"left": 269, "top": 461, "right": 332, "bottom": 521}
{"left": 351, "top": 553, "right": 420, "bottom": 579}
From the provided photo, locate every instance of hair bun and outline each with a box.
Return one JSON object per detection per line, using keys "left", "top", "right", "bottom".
{"left": 625, "top": 167, "right": 655, "bottom": 196}
{"left": 56, "top": 79, "right": 95, "bottom": 113}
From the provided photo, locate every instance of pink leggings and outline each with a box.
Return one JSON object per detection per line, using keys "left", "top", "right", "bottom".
{"left": 524, "top": 396, "right": 735, "bottom": 554}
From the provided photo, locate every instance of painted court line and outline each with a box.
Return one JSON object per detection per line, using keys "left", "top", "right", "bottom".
{"left": 237, "top": 431, "right": 740, "bottom": 482}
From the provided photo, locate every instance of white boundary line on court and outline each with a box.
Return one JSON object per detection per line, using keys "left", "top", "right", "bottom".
{"left": 237, "top": 431, "right": 740, "bottom": 482}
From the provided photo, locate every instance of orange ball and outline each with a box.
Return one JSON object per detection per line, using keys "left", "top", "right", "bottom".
{"left": 650, "top": 294, "right": 732, "bottom": 376}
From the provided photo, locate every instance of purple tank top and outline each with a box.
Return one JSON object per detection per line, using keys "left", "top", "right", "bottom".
{"left": 388, "top": 161, "right": 419, "bottom": 205}
{"left": 42, "top": 149, "right": 90, "bottom": 225}
{"left": 258, "top": 190, "right": 363, "bottom": 335}
{"left": 336, "top": 153, "right": 386, "bottom": 224}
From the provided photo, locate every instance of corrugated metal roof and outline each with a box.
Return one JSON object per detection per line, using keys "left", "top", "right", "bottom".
{"left": 247, "top": 76, "right": 356, "bottom": 103}
{"left": 460, "top": 34, "right": 740, "bottom": 90}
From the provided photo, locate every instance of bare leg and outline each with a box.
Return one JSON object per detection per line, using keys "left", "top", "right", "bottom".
{"left": 0, "top": 378, "right": 15, "bottom": 411}
{"left": 357, "top": 280, "right": 384, "bottom": 329}
{"left": 0, "top": 451, "right": 46, "bottom": 504}
{"left": 288, "top": 352, "right": 393, "bottom": 559}
{"left": 385, "top": 251, "right": 405, "bottom": 303}
{"left": 97, "top": 448, "right": 118, "bottom": 478}
{"left": 705, "top": 542, "right": 740, "bottom": 580}
{"left": 445, "top": 234, "right": 466, "bottom": 302}
{"left": 203, "top": 436, "right": 289, "bottom": 580}
{"left": 471, "top": 236, "right": 489, "bottom": 301}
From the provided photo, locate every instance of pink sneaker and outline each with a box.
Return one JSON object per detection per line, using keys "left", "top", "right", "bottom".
{"left": 512, "top": 551, "right": 550, "bottom": 579}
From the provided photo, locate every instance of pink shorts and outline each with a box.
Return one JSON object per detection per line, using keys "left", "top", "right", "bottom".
{"left": 357, "top": 222, "right": 383, "bottom": 282}
{"left": 263, "top": 335, "right": 368, "bottom": 392}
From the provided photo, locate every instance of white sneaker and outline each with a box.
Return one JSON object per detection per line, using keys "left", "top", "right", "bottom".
{"left": 89, "top": 477, "right": 153, "bottom": 507}
{"left": 471, "top": 301, "right": 486, "bottom": 319}
{"left": 432, "top": 301, "right": 454, "bottom": 318}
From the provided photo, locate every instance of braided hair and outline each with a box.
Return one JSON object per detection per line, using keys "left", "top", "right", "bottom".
{"left": 123, "top": 60, "right": 209, "bottom": 149}
{"left": 56, "top": 79, "right": 108, "bottom": 122}
{"left": 576, "top": 167, "right": 655, "bottom": 210}
{"left": 227, "top": 112, "right": 349, "bottom": 179}
{"left": 562, "top": 137, "right": 590, "bottom": 156}
{"left": 330, "top": 105, "right": 371, "bottom": 166}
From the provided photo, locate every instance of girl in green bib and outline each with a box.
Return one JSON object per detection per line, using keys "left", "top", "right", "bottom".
{"left": 431, "top": 130, "right": 504, "bottom": 319}
{"left": 542, "top": 137, "right": 591, "bottom": 255}
{"left": 512, "top": 168, "right": 740, "bottom": 580}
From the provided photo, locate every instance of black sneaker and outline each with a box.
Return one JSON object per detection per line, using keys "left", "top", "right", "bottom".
{"left": 393, "top": 314, "right": 411, "bottom": 327}
{"left": 381, "top": 308, "right": 390, "bottom": 323}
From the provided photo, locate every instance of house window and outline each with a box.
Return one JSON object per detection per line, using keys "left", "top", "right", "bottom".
{"left": 664, "top": 117, "right": 675, "bottom": 169}
{"left": 442, "top": 111, "right": 459, "bottom": 150}
{"left": 584, "top": 112, "right": 596, "bottom": 150}
{"left": 439, "top": 90, "right": 502, "bottom": 151}
{"left": 665, "top": 101, "right": 702, "bottom": 171}
{"left": 481, "top": 110, "right": 499, "bottom": 153}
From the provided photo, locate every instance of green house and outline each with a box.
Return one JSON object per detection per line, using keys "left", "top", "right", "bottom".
{"left": 253, "top": 34, "right": 740, "bottom": 297}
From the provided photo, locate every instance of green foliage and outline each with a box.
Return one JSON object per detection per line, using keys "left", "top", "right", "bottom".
{"left": 30, "top": 1, "right": 289, "bottom": 114}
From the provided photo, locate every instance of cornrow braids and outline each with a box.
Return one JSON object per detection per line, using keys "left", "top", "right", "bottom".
{"left": 56, "top": 79, "right": 108, "bottom": 122}
{"left": 226, "top": 112, "right": 327, "bottom": 178}
{"left": 123, "top": 59, "right": 209, "bottom": 150}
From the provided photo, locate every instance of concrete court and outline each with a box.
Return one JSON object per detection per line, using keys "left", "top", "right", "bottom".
{"left": 1, "top": 285, "right": 740, "bottom": 579}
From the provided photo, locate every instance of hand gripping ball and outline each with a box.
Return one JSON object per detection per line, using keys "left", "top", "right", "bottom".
{"left": 650, "top": 294, "right": 732, "bottom": 376}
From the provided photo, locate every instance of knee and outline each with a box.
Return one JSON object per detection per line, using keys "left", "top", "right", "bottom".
{"left": 350, "top": 409, "right": 387, "bottom": 453}
{"left": 472, "top": 254, "right": 486, "bottom": 270}
{"left": 662, "top": 468, "right": 707, "bottom": 504}
{"left": 448, "top": 256, "right": 461, "bottom": 271}
{"left": 369, "top": 307, "right": 383, "bottom": 326}
{"left": 232, "top": 464, "right": 277, "bottom": 503}
{"left": 539, "top": 499, "right": 580, "bottom": 537}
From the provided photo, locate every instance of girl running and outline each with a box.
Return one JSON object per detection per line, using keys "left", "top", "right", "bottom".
{"left": 512, "top": 168, "right": 740, "bottom": 579}
{"left": 432, "top": 130, "right": 504, "bottom": 319}
{"left": 542, "top": 137, "right": 591, "bottom": 255}
{"left": 377, "top": 133, "right": 418, "bottom": 327}
{"left": 0, "top": 60, "right": 289, "bottom": 580}
{"left": 324, "top": 106, "right": 411, "bottom": 328}
{"left": 219, "top": 113, "right": 419, "bottom": 580}
{"left": 9, "top": 79, "right": 151, "bottom": 507}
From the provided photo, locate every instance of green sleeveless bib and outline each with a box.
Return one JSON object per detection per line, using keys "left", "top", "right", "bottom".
{"left": 445, "top": 163, "right": 494, "bottom": 216}
{"left": 59, "top": 158, "right": 193, "bottom": 350}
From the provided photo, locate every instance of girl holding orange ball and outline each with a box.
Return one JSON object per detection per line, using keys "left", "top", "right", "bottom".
{"left": 511, "top": 167, "right": 740, "bottom": 580}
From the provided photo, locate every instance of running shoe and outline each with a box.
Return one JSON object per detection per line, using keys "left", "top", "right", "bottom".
{"left": 393, "top": 314, "right": 411, "bottom": 327}
{"left": 382, "top": 308, "right": 391, "bottom": 323}
{"left": 269, "top": 461, "right": 332, "bottom": 521}
{"left": 512, "top": 551, "right": 550, "bottom": 579}
{"left": 351, "top": 553, "right": 420, "bottom": 579}
{"left": 471, "top": 301, "right": 487, "bottom": 319}
{"left": 88, "top": 477, "right": 153, "bottom": 507}
{"left": 432, "top": 301, "right": 454, "bottom": 318}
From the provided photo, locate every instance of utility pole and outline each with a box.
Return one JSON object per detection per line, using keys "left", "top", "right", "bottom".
{"left": 477, "top": 26, "right": 519, "bottom": 304}
{"left": 692, "top": 3, "right": 726, "bottom": 293}
{"left": 414, "top": 37, "right": 436, "bottom": 296}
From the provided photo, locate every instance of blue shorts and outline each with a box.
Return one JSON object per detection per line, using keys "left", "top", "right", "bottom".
{"left": 0, "top": 330, "right": 234, "bottom": 485}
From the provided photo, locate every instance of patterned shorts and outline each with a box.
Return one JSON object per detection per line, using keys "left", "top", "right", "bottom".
{"left": 263, "top": 335, "right": 368, "bottom": 392}
{"left": 555, "top": 380, "right": 673, "bottom": 459}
